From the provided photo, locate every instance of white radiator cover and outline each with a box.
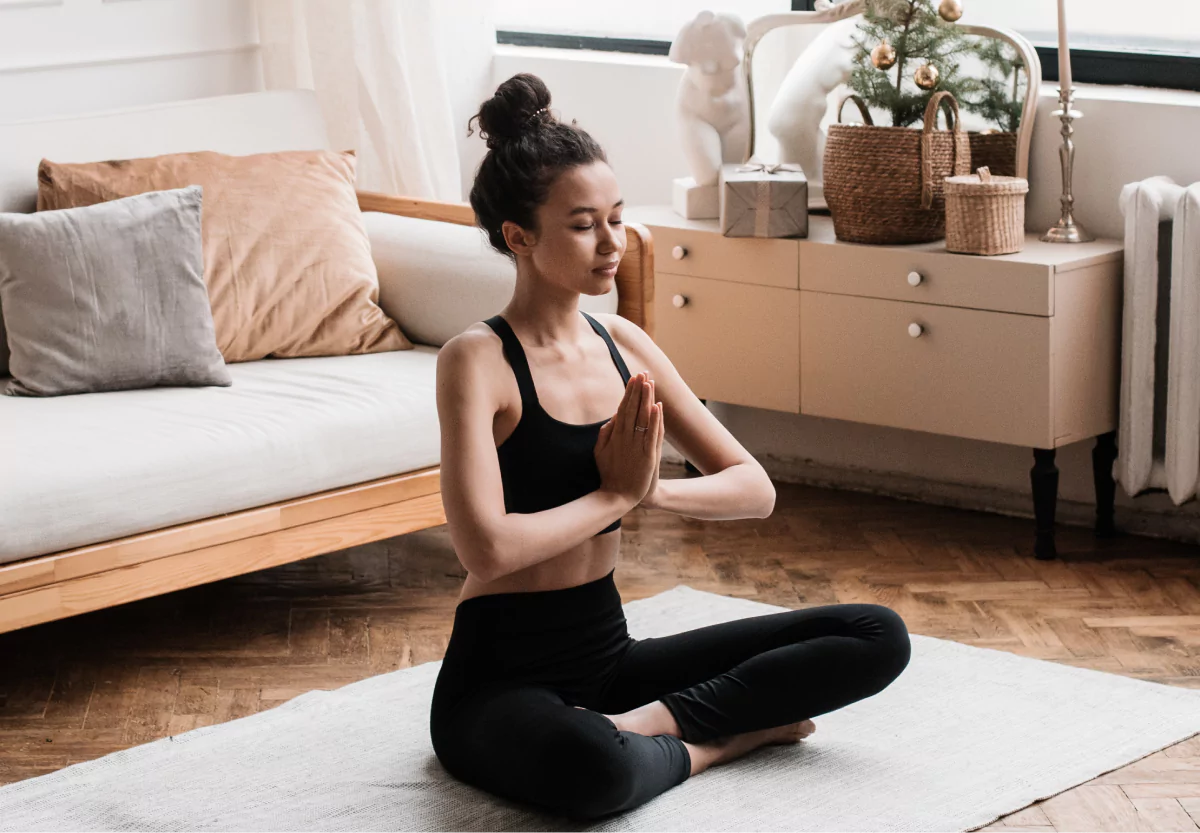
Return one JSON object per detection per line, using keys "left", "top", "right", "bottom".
{"left": 1117, "top": 176, "right": 1200, "bottom": 505}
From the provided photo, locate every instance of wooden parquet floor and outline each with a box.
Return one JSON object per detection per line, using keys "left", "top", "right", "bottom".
{"left": 3, "top": 462, "right": 1200, "bottom": 831}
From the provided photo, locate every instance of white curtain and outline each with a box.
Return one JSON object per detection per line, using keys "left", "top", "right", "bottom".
{"left": 255, "top": 0, "right": 494, "bottom": 200}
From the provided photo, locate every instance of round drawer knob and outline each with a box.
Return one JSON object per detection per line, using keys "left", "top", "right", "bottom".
{"left": 908, "top": 322, "right": 924, "bottom": 338}
{"left": 672, "top": 294, "right": 689, "bottom": 308}
{"left": 672, "top": 245, "right": 688, "bottom": 260}
{"left": 907, "top": 271, "right": 923, "bottom": 286}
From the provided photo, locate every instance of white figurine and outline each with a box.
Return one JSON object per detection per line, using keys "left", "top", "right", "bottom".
{"left": 766, "top": 15, "right": 860, "bottom": 205}
{"left": 669, "top": 9, "right": 751, "bottom": 217}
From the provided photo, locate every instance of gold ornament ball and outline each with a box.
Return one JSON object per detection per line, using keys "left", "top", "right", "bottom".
{"left": 914, "top": 63, "right": 940, "bottom": 90}
{"left": 870, "top": 41, "right": 897, "bottom": 70}
{"left": 938, "top": 0, "right": 963, "bottom": 22}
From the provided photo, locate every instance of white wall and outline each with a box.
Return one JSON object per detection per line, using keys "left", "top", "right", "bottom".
{"left": 493, "top": 44, "right": 1200, "bottom": 543}
{"left": 0, "top": 0, "right": 261, "bottom": 123}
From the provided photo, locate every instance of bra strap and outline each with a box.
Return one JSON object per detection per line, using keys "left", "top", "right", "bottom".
{"left": 483, "top": 315, "right": 539, "bottom": 408}
{"left": 581, "top": 311, "right": 632, "bottom": 385}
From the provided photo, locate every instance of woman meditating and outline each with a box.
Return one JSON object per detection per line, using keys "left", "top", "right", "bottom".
{"left": 429, "top": 72, "right": 912, "bottom": 821}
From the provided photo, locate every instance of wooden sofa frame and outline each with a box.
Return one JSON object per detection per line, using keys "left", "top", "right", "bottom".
{"left": 0, "top": 192, "right": 655, "bottom": 635}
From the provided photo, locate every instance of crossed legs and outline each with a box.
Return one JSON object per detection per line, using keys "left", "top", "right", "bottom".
{"left": 430, "top": 603, "right": 911, "bottom": 821}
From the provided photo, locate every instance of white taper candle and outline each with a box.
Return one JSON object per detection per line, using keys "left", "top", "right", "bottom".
{"left": 1057, "top": 0, "right": 1073, "bottom": 92}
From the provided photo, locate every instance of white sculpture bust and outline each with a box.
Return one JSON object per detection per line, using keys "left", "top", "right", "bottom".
{"left": 766, "top": 15, "right": 860, "bottom": 202}
{"left": 668, "top": 10, "right": 750, "bottom": 188}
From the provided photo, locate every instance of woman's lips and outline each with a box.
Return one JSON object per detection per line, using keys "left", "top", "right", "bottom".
{"left": 594, "top": 263, "right": 619, "bottom": 276}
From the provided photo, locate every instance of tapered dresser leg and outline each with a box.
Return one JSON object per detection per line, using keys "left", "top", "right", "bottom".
{"left": 1031, "top": 447, "right": 1058, "bottom": 560}
{"left": 1093, "top": 431, "right": 1118, "bottom": 538}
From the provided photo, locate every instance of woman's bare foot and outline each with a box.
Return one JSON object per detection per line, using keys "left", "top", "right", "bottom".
{"left": 578, "top": 700, "right": 691, "bottom": 739}
{"left": 684, "top": 719, "right": 816, "bottom": 777}
{"left": 573, "top": 705, "right": 816, "bottom": 777}
{"left": 573, "top": 700, "right": 680, "bottom": 738}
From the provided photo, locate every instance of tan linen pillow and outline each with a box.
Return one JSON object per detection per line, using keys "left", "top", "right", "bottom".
{"left": 37, "top": 150, "right": 412, "bottom": 363}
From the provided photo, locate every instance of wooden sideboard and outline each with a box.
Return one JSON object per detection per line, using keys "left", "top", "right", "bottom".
{"left": 625, "top": 205, "right": 1126, "bottom": 560}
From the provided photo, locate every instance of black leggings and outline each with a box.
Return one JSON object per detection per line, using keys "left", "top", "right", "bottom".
{"left": 429, "top": 568, "right": 911, "bottom": 821}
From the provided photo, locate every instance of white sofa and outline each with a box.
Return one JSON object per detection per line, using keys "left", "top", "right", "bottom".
{"left": 0, "top": 90, "right": 652, "bottom": 634}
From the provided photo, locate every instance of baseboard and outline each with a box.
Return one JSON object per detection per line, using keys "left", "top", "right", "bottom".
{"left": 765, "top": 452, "right": 1200, "bottom": 547}
{"left": 664, "top": 442, "right": 1200, "bottom": 548}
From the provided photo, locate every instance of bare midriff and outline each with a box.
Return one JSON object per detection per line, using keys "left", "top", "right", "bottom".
{"left": 456, "top": 528, "right": 620, "bottom": 604}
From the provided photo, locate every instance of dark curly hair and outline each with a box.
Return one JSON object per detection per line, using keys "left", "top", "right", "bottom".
{"left": 467, "top": 73, "right": 608, "bottom": 261}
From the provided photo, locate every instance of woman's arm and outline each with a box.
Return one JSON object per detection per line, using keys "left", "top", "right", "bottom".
{"left": 436, "top": 332, "right": 636, "bottom": 584}
{"left": 647, "top": 464, "right": 773, "bottom": 520}
{"left": 604, "top": 314, "right": 776, "bottom": 521}
{"left": 484, "top": 490, "right": 634, "bottom": 582}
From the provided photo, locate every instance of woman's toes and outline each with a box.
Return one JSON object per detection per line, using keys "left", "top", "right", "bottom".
{"left": 768, "top": 719, "right": 816, "bottom": 745}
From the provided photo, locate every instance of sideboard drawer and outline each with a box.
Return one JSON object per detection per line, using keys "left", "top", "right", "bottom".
{"left": 656, "top": 272, "right": 799, "bottom": 413}
{"left": 646, "top": 224, "right": 798, "bottom": 289}
{"left": 799, "top": 240, "right": 1053, "bottom": 316}
{"left": 801, "top": 292, "right": 1051, "bottom": 446}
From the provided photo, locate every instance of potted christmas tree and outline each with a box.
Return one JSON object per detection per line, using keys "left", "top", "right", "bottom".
{"left": 848, "top": 0, "right": 1026, "bottom": 175}
{"left": 848, "top": 0, "right": 976, "bottom": 128}
{"left": 821, "top": 0, "right": 975, "bottom": 244}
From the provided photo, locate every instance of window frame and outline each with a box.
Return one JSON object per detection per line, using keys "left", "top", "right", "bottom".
{"left": 495, "top": 0, "right": 1200, "bottom": 93}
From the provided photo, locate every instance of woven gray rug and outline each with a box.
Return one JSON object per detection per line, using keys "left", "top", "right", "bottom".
{"left": 2, "top": 584, "right": 1199, "bottom": 832}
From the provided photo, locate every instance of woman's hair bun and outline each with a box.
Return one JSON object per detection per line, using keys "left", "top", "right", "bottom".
{"left": 467, "top": 72, "right": 607, "bottom": 261}
{"left": 470, "top": 73, "right": 553, "bottom": 150}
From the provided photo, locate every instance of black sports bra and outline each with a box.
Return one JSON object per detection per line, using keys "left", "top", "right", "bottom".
{"left": 484, "top": 311, "right": 633, "bottom": 536}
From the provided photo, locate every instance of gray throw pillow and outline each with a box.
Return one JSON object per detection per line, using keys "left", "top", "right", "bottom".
{"left": 0, "top": 185, "right": 231, "bottom": 396}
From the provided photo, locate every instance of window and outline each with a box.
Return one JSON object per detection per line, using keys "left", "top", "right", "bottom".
{"left": 496, "top": 0, "right": 1200, "bottom": 91}
{"left": 968, "top": 0, "right": 1199, "bottom": 58}
{"left": 495, "top": 1, "right": 792, "bottom": 42}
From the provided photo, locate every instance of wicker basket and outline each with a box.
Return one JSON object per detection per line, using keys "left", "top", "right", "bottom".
{"left": 968, "top": 131, "right": 1019, "bottom": 178}
{"left": 944, "top": 166, "right": 1029, "bottom": 256}
{"left": 823, "top": 90, "right": 972, "bottom": 245}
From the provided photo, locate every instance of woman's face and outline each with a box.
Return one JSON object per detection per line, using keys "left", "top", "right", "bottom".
{"left": 506, "top": 160, "right": 626, "bottom": 295}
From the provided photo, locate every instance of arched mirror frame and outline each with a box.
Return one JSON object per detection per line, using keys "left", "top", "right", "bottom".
{"left": 742, "top": 1, "right": 1042, "bottom": 180}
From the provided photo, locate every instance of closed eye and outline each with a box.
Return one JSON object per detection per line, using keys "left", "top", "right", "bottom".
{"left": 575, "top": 220, "right": 624, "bottom": 230}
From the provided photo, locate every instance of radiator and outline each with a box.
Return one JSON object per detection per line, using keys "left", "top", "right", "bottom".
{"left": 1116, "top": 176, "right": 1200, "bottom": 504}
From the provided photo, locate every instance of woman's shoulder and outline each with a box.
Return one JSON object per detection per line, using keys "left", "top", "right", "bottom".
{"left": 436, "top": 322, "right": 509, "bottom": 386}
{"left": 589, "top": 311, "right": 655, "bottom": 360}
{"left": 440, "top": 320, "right": 502, "bottom": 357}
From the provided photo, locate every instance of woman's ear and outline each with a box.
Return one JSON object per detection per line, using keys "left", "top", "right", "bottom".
{"left": 502, "top": 220, "right": 536, "bottom": 256}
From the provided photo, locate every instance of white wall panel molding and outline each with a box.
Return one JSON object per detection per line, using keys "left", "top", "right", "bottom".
{"left": 0, "top": 0, "right": 261, "bottom": 122}
{"left": 0, "top": 0, "right": 62, "bottom": 9}
{"left": 0, "top": 43, "right": 258, "bottom": 75}
{"left": 0, "top": 0, "right": 257, "bottom": 77}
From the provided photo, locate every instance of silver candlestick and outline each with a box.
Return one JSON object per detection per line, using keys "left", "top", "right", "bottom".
{"left": 1042, "top": 86, "right": 1094, "bottom": 243}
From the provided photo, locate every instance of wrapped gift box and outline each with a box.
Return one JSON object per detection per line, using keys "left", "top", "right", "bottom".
{"left": 719, "top": 161, "right": 808, "bottom": 238}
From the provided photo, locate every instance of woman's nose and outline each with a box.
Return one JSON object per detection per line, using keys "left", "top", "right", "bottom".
{"left": 597, "top": 222, "right": 621, "bottom": 252}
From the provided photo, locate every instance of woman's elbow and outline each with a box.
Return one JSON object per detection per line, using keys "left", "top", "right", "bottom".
{"left": 448, "top": 521, "right": 500, "bottom": 583}
{"left": 756, "top": 474, "right": 776, "bottom": 518}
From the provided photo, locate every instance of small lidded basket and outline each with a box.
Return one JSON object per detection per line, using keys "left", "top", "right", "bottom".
{"left": 944, "top": 166, "right": 1029, "bottom": 256}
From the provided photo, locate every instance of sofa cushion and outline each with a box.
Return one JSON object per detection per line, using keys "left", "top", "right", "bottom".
{"left": 364, "top": 212, "right": 620, "bottom": 348}
{"left": 38, "top": 149, "right": 412, "bottom": 364}
{"left": 0, "top": 349, "right": 439, "bottom": 564}
{"left": 0, "top": 185, "right": 231, "bottom": 397}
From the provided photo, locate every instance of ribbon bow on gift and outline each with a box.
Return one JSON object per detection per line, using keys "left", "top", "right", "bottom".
{"left": 735, "top": 161, "right": 804, "bottom": 175}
